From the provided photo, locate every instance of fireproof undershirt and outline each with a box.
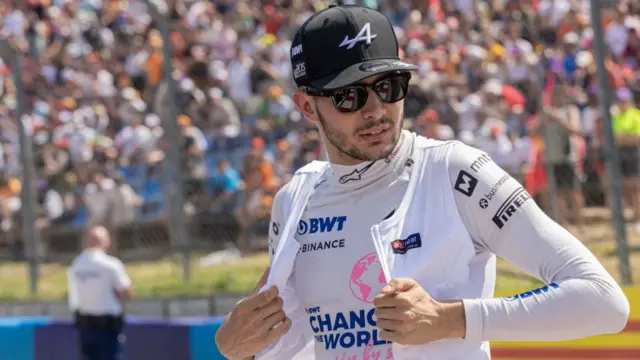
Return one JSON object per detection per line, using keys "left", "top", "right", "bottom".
{"left": 267, "top": 131, "right": 629, "bottom": 360}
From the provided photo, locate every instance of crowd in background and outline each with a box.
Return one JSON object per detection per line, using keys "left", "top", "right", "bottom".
{"left": 0, "top": 0, "right": 639, "bottom": 242}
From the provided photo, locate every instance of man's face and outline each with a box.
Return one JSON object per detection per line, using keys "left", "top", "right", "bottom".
{"left": 296, "top": 73, "right": 405, "bottom": 164}
{"left": 619, "top": 99, "right": 632, "bottom": 111}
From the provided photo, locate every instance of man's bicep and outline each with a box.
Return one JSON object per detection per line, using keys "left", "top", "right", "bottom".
{"left": 447, "top": 143, "right": 528, "bottom": 251}
{"left": 448, "top": 143, "right": 600, "bottom": 284}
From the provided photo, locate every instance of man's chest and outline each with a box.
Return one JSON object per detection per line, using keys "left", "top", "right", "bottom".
{"left": 292, "top": 181, "right": 406, "bottom": 306}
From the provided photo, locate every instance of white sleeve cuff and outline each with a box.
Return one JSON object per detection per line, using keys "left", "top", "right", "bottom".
{"left": 463, "top": 298, "right": 484, "bottom": 341}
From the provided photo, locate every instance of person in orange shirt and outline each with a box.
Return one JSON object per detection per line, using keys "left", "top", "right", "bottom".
{"left": 146, "top": 31, "right": 164, "bottom": 87}
{"left": 0, "top": 175, "right": 20, "bottom": 231}
{"left": 249, "top": 138, "right": 277, "bottom": 191}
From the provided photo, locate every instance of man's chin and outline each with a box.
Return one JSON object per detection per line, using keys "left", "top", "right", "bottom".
{"left": 363, "top": 143, "right": 397, "bottom": 162}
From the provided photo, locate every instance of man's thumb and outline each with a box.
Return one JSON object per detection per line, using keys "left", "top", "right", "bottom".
{"left": 381, "top": 278, "right": 417, "bottom": 294}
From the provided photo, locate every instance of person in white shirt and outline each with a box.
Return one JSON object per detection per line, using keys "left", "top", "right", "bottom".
{"left": 68, "top": 226, "right": 132, "bottom": 360}
{"left": 605, "top": 9, "right": 629, "bottom": 58}
{"left": 215, "top": 5, "right": 629, "bottom": 360}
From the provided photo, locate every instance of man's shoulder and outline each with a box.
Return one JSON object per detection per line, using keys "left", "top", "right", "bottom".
{"left": 414, "top": 136, "right": 485, "bottom": 168}
{"left": 98, "top": 253, "right": 126, "bottom": 270}
{"left": 272, "top": 160, "right": 329, "bottom": 208}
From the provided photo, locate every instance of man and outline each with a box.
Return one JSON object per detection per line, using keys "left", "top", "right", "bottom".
{"left": 68, "top": 226, "right": 131, "bottom": 360}
{"left": 210, "top": 159, "right": 241, "bottom": 215}
{"left": 215, "top": 5, "right": 630, "bottom": 360}
{"left": 612, "top": 87, "right": 640, "bottom": 231}
{"left": 539, "top": 82, "right": 584, "bottom": 228}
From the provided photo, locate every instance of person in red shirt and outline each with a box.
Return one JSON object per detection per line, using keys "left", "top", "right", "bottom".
{"left": 263, "top": 4, "right": 284, "bottom": 36}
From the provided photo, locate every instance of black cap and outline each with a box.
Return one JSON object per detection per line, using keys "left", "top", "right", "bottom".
{"left": 290, "top": 5, "right": 417, "bottom": 91}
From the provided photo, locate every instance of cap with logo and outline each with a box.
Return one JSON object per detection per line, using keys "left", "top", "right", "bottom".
{"left": 290, "top": 4, "right": 417, "bottom": 91}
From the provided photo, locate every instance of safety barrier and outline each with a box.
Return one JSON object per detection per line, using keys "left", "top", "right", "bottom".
{"left": 0, "top": 316, "right": 226, "bottom": 360}
{"left": 1, "top": 288, "right": 638, "bottom": 360}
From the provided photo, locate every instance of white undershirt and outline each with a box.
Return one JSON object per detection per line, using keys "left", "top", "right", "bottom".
{"left": 290, "top": 134, "right": 413, "bottom": 360}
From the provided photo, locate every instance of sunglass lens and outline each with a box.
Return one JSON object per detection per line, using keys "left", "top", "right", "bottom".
{"left": 333, "top": 87, "right": 368, "bottom": 113}
{"left": 331, "top": 74, "right": 410, "bottom": 113}
{"left": 375, "top": 76, "right": 409, "bottom": 103}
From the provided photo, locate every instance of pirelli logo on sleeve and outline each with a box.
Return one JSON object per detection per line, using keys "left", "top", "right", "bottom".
{"left": 492, "top": 187, "right": 532, "bottom": 229}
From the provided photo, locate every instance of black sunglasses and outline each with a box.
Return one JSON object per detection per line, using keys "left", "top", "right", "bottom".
{"left": 303, "top": 72, "right": 411, "bottom": 113}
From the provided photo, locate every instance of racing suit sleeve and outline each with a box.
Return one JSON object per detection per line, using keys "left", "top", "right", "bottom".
{"left": 446, "top": 141, "right": 630, "bottom": 342}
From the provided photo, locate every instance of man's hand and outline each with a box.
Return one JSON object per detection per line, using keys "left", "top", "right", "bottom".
{"left": 373, "top": 278, "right": 466, "bottom": 345}
{"left": 215, "top": 268, "right": 291, "bottom": 359}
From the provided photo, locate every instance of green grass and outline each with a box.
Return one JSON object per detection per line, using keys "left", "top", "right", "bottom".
{"left": 0, "top": 222, "right": 637, "bottom": 301}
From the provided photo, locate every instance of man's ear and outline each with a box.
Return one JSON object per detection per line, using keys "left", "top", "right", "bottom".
{"left": 293, "top": 90, "right": 320, "bottom": 125}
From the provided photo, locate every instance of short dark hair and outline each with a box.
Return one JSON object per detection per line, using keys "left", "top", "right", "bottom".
{"left": 188, "top": 61, "right": 209, "bottom": 79}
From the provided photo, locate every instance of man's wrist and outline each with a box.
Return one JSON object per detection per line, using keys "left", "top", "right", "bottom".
{"left": 437, "top": 300, "right": 467, "bottom": 339}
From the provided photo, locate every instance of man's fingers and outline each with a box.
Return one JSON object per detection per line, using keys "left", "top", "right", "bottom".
{"left": 251, "top": 267, "right": 271, "bottom": 295}
{"left": 375, "top": 289, "right": 416, "bottom": 309}
{"left": 261, "top": 309, "right": 287, "bottom": 332}
{"left": 373, "top": 293, "right": 400, "bottom": 308}
{"left": 381, "top": 278, "right": 418, "bottom": 294}
{"left": 255, "top": 295, "right": 284, "bottom": 318}
{"left": 264, "top": 316, "right": 292, "bottom": 343}
{"left": 376, "top": 318, "right": 404, "bottom": 333}
{"left": 374, "top": 307, "right": 407, "bottom": 321}
{"left": 242, "top": 285, "right": 279, "bottom": 311}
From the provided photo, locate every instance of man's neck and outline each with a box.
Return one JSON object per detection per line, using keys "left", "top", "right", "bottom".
{"left": 326, "top": 132, "right": 405, "bottom": 166}
{"left": 326, "top": 131, "right": 411, "bottom": 188}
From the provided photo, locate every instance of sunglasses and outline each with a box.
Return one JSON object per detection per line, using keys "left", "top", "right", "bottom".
{"left": 303, "top": 72, "right": 411, "bottom": 113}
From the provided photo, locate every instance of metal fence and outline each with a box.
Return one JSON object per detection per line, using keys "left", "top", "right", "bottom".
{"left": 0, "top": 0, "right": 634, "bottom": 299}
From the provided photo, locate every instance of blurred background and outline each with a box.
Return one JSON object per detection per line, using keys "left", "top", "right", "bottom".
{"left": 0, "top": 0, "right": 638, "bottom": 359}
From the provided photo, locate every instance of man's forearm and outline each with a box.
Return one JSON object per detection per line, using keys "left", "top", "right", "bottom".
{"left": 462, "top": 276, "right": 629, "bottom": 342}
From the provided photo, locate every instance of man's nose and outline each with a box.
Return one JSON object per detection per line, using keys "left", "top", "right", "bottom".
{"left": 360, "top": 89, "right": 386, "bottom": 121}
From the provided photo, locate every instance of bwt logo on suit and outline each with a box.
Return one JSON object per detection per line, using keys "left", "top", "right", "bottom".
{"left": 298, "top": 216, "right": 348, "bottom": 235}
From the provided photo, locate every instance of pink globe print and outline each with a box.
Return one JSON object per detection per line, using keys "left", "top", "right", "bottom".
{"left": 349, "top": 252, "right": 386, "bottom": 303}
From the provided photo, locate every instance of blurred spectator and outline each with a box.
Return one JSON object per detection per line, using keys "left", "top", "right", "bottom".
{"left": 209, "top": 159, "right": 241, "bottom": 215}
{"left": 84, "top": 172, "right": 115, "bottom": 227}
{"left": 612, "top": 87, "right": 640, "bottom": 230}
{"left": 108, "top": 174, "right": 141, "bottom": 231}
{"left": 0, "top": 173, "right": 20, "bottom": 232}
{"left": 539, "top": 83, "right": 584, "bottom": 228}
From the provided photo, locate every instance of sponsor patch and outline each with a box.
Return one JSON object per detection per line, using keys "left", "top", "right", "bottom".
{"left": 479, "top": 174, "right": 510, "bottom": 208}
{"left": 454, "top": 170, "right": 478, "bottom": 197}
{"left": 298, "top": 216, "right": 347, "bottom": 235}
{"left": 391, "top": 233, "right": 422, "bottom": 254}
{"left": 291, "top": 44, "right": 303, "bottom": 57}
{"left": 470, "top": 153, "right": 493, "bottom": 172}
{"left": 505, "top": 283, "right": 559, "bottom": 301}
{"left": 492, "top": 187, "right": 532, "bottom": 229}
{"left": 293, "top": 62, "right": 307, "bottom": 79}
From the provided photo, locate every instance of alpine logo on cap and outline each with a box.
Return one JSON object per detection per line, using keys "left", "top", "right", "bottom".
{"left": 339, "top": 22, "right": 377, "bottom": 50}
